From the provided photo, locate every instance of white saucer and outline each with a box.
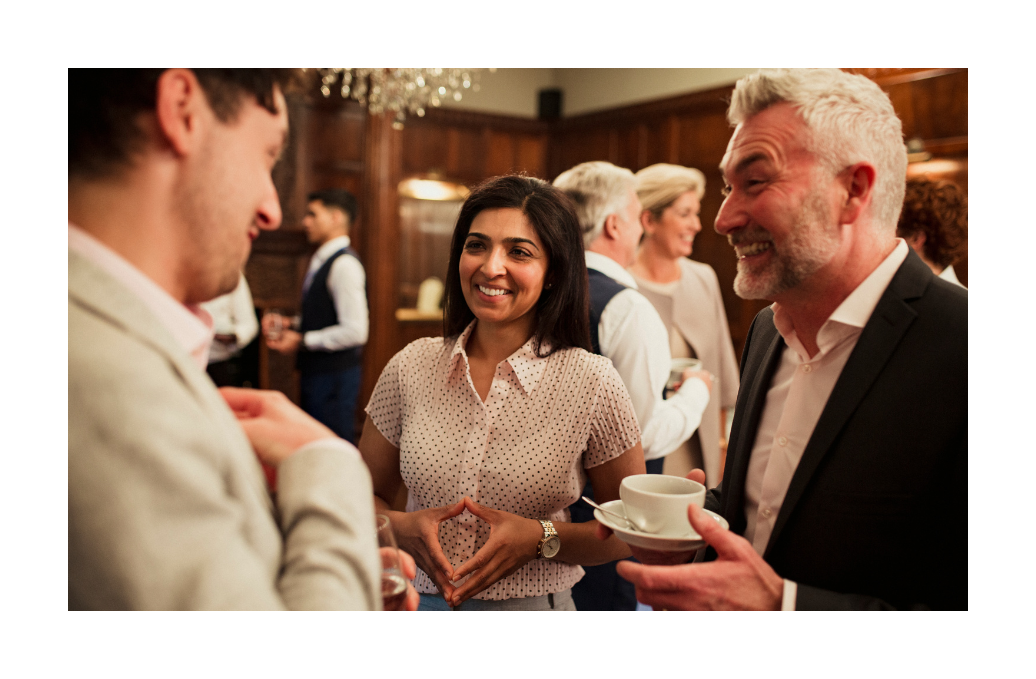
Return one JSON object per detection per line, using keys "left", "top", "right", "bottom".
{"left": 594, "top": 499, "right": 729, "bottom": 552}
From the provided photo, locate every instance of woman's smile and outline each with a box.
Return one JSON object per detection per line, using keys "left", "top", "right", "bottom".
{"left": 476, "top": 284, "right": 511, "bottom": 298}
{"left": 459, "top": 208, "right": 549, "bottom": 331}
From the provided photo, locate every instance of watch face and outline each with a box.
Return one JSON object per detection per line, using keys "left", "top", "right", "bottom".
{"left": 542, "top": 536, "right": 561, "bottom": 559}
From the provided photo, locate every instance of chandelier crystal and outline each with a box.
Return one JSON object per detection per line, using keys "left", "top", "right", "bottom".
{"left": 316, "top": 68, "right": 490, "bottom": 129}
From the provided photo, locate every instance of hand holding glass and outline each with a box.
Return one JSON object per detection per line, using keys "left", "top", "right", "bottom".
{"left": 263, "top": 310, "right": 285, "bottom": 341}
{"left": 377, "top": 514, "right": 408, "bottom": 611}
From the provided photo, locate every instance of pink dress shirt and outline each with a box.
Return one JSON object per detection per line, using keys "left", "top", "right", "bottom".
{"left": 68, "top": 224, "right": 214, "bottom": 370}
{"left": 742, "top": 241, "right": 909, "bottom": 610}
{"left": 366, "top": 321, "right": 641, "bottom": 600}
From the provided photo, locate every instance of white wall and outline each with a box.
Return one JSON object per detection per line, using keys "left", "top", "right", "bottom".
{"left": 438, "top": 68, "right": 558, "bottom": 118}
{"left": 438, "top": 68, "right": 760, "bottom": 118}
{"left": 556, "top": 68, "right": 760, "bottom": 116}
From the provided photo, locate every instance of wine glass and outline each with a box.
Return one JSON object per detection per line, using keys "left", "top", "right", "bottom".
{"left": 376, "top": 514, "right": 408, "bottom": 611}
{"left": 264, "top": 309, "right": 285, "bottom": 341}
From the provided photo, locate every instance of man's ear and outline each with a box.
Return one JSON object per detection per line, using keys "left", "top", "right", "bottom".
{"left": 336, "top": 210, "right": 351, "bottom": 233}
{"left": 839, "top": 162, "right": 876, "bottom": 225}
{"left": 639, "top": 209, "right": 655, "bottom": 236}
{"left": 602, "top": 213, "right": 620, "bottom": 241}
{"left": 154, "top": 68, "right": 208, "bottom": 157}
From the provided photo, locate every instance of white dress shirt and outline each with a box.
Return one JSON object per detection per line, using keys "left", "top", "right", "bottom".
{"left": 199, "top": 273, "right": 259, "bottom": 363}
{"left": 741, "top": 240, "right": 909, "bottom": 610}
{"left": 586, "top": 251, "right": 710, "bottom": 462}
{"left": 939, "top": 264, "right": 965, "bottom": 288}
{"left": 302, "top": 235, "right": 369, "bottom": 352}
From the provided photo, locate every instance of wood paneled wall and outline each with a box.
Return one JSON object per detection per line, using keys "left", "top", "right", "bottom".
{"left": 245, "top": 68, "right": 967, "bottom": 439}
{"left": 400, "top": 109, "right": 551, "bottom": 182}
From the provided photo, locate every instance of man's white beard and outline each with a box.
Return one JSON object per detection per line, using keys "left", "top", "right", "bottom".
{"left": 733, "top": 189, "right": 841, "bottom": 300}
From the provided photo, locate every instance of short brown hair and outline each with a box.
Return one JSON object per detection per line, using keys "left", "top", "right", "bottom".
{"left": 69, "top": 68, "right": 299, "bottom": 180}
{"left": 897, "top": 177, "right": 968, "bottom": 269}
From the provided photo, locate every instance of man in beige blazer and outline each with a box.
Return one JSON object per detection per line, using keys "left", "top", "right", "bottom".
{"left": 69, "top": 69, "right": 400, "bottom": 610}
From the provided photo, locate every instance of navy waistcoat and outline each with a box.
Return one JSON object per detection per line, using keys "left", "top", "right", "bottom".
{"left": 297, "top": 247, "right": 364, "bottom": 375}
{"left": 588, "top": 268, "right": 628, "bottom": 356}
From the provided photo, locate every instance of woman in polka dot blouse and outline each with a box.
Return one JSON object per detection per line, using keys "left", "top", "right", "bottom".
{"left": 360, "top": 175, "right": 646, "bottom": 611}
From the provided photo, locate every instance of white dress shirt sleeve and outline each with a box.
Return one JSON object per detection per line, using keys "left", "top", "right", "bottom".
{"left": 782, "top": 579, "right": 798, "bottom": 611}
{"left": 598, "top": 289, "right": 709, "bottom": 461}
{"left": 230, "top": 277, "right": 259, "bottom": 347}
{"left": 303, "top": 254, "right": 369, "bottom": 351}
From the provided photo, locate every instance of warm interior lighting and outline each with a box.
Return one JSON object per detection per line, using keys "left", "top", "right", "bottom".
{"left": 906, "top": 159, "right": 967, "bottom": 177}
{"left": 398, "top": 178, "right": 470, "bottom": 201}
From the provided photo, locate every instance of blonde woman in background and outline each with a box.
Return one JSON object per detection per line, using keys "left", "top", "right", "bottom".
{"left": 629, "top": 164, "right": 739, "bottom": 487}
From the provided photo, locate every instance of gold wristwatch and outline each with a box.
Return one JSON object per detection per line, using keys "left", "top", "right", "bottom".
{"left": 536, "top": 519, "right": 560, "bottom": 559}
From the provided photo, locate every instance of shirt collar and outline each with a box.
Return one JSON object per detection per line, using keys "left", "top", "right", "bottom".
{"left": 772, "top": 239, "right": 909, "bottom": 359}
{"left": 69, "top": 223, "right": 214, "bottom": 370}
{"left": 312, "top": 235, "right": 350, "bottom": 266}
{"left": 826, "top": 239, "right": 909, "bottom": 330}
{"left": 585, "top": 251, "right": 637, "bottom": 289}
{"left": 448, "top": 320, "right": 551, "bottom": 396}
{"left": 939, "top": 264, "right": 963, "bottom": 286}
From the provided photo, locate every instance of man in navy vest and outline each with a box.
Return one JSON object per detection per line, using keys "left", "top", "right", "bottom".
{"left": 554, "top": 161, "right": 712, "bottom": 610}
{"left": 265, "top": 189, "right": 369, "bottom": 444}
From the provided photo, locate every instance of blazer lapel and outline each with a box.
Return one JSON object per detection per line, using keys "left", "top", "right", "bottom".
{"left": 69, "top": 251, "right": 271, "bottom": 507}
{"left": 721, "top": 309, "right": 785, "bottom": 535}
{"left": 764, "top": 252, "right": 932, "bottom": 555}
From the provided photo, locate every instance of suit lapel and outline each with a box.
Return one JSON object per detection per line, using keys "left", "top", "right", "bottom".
{"left": 70, "top": 250, "right": 196, "bottom": 373}
{"left": 69, "top": 251, "right": 272, "bottom": 508}
{"left": 721, "top": 309, "right": 785, "bottom": 535}
{"left": 764, "top": 252, "right": 931, "bottom": 555}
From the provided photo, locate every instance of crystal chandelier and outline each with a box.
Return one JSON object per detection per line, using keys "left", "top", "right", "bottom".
{"left": 316, "top": 68, "right": 490, "bottom": 129}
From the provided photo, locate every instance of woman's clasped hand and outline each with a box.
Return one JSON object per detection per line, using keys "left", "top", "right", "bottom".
{"left": 391, "top": 500, "right": 467, "bottom": 600}
{"left": 393, "top": 497, "right": 545, "bottom": 606}
{"left": 447, "top": 498, "right": 544, "bottom": 607}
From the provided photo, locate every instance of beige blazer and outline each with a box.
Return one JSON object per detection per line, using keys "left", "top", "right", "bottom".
{"left": 633, "top": 259, "right": 740, "bottom": 486}
{"left": 69, "top": 250, "right": 381, "bottom": 610}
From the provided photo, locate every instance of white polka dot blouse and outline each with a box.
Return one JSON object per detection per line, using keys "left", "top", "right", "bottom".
{"left": 366, "top": 320, "right": 641, "bottom": 600}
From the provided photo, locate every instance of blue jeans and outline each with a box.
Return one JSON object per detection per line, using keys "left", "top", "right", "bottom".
{"left": 300, "top": 365, "right": 362, "bottom": 444}
{"left": 418, "top": 589, "right": 575, "bottom": 611}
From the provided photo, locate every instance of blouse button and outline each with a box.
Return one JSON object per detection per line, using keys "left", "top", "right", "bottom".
{"left": 802, "top": 364, "right": 813, "bottom": 373}
{"left": 777, "top": 436, "right": 788, "bottom": 446}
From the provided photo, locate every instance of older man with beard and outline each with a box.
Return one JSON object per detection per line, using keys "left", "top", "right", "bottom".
{"left": 602, "top": 68, "right": 967, "bottom": 610}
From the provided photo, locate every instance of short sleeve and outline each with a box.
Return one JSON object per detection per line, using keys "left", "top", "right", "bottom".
{"left": 365, "top": 350, "right": 405, "bottom": 446}
{"left": 583, "top": 360, "right": 641, "bottom": 469}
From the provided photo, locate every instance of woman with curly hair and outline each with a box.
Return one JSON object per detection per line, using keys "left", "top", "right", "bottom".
{"left": 897, "top": 177, "right": 968, "bottom": 288}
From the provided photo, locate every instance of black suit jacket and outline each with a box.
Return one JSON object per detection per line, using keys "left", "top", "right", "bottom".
{"left": 707, "top": 250, "right": 967, "bottom": 610}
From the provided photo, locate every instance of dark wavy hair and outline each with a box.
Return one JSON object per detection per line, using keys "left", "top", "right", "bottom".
{"left": 69, "top": 68, "right": 299, "bottom": 180}
{"left": 897, "top": 177, "right": 968, "bottom": 269}
{"left": 443, "top": 175, "right": 591, "bottom": 356}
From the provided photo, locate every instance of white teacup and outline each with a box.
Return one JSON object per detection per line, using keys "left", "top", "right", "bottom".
{"left": 667, "top": 358, "right": 703, "bottom": 392}
{"left": 619, "top": 474, "right": 706, "bottom": 536}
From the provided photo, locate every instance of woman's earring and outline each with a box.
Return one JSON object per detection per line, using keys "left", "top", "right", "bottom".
{"left": 545, "top": 283, "right": 553, "bottom": 289}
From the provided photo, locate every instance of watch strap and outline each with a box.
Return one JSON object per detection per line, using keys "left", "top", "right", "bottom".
{"left": 537, "top": 519, "right": 558, "bottom": 558}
